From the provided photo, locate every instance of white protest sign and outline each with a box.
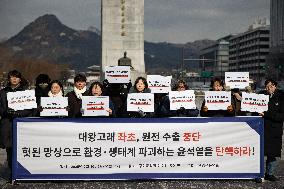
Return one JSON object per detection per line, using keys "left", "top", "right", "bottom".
{"left": 105, "top": 66, "right": 130, "bottom": 83}
{"left": 205, "top": 91, "right": 231, "bottom": 110}
{"left": 127, "top": 93, "right": 154, "bottom": 112}
{"left": 241, "top": 92, "right": 269, "bottom": 113}
{"left": 7, "top": 90, "right": 37, "bottom": 111}
{"left": 40, "top": 97, "right": 68, "bottom": 116}
{"left": 225, "top": 72, "right": 249, "bottom": 89}
{"left": 169, "top": 90, "right": 196, "bottom": 110}
{"left": 82, "top": 96, "right": 109, "bottom": 116}
{"left": 147, "top": 75, "right": 172, "bottom": 93}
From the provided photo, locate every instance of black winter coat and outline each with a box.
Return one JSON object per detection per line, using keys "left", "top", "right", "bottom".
{"left": 66, "top": 91, "right": 88, "bottom": 118}
{"left": 263, "top": 90, "right": 284, "bottom": 157}
{"left": 158, "top": 95, "right": 199, "bottom": 117}
{"left": 0, "top": 85, "right": 34, "bottom": 148}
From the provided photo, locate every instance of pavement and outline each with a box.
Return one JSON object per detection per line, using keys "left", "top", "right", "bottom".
{"left": 0, "top": 156, "right": 283, "bottom": 189}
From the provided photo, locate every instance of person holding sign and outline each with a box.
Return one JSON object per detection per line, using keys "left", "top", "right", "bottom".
{"left": 103, "top": 79, "right": 131, "bottom": 118}
{"left": 129, "top": 77, "right": 151, "bottom": 94}
{"left": 48, "top": 80, "right": 65, "bottom": 97}
{"left": 127, "top": 77, "right": 154, "bottom": 118}
{"left": 160, "top": 80, "right": 199, "bottom": 117}
{"left": 33, "top": 74, "right": 51, "bottom": 116}
{"left": 200, "top": 78, "right": 234, "bottom": 117}
{"left": 66, "top": 74, "right": 88, "bottom": 118}
{"left": 37, "top": 80, "right": 69, "bottom": 117}
{"left": 0, "top": 70, "right": 33, "bottom": 181}
{"left": 82, "top": 82, "right": 115, "bottom": 117}
{"left": 34, "top": 74, "right": 51, "bottom": 105}
{"left": 259, "top": 79, "right": 284, "bottom": 181}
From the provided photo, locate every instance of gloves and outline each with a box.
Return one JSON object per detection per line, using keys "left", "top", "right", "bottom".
{"left": 66, "top": 106, "right": 70, "bottom": 112}
{"left": 138, "top": 110, "right": 146, "bottom": 118}
{"left": 6, "top": 108, "right": 19, "bottom": 118}
{"left": 7, "top": 108, "right": 15, "bottom": 115}
{"left": 103, "top": 79, "right": 109, "bottom": 88}
{"left": 38, "top": 106, "right": 43, "bottom": 112}
{"left": 126, "top": 80, "right": 132, "bottom": 91}
{"left": 80, "top": 108, "right": 84, "bottom": 115}
{"left": 177, "top": 107, "right": 186, "bottom": 116}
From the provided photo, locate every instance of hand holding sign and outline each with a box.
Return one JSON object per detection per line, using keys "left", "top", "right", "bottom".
{"left": 105, "top": 66, "right": 130, "bottom": 83}
{"left": 147, "top": 75, "right": 172, "bottom": 93}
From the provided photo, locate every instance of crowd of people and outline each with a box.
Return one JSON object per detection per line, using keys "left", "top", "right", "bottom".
{"left": 0, "top": 69, "right": 283, "bottom": 183}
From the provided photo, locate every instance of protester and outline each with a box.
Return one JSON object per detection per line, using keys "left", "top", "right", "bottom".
{"left": 103, "top": 80, "right": 131, "bottom": 117}
{"left": 127, "top": 76, "right": 153, "bottom": 118}
{"left": 0, "top": 70, "right": 33, "bottom": 181}
{"left": 259, "top": 79, "right": 284, "bottom": 181}
{"left": 160, "top": 80, "right": 199, "bottom": 117}
{"left": 34, "top": 74, "right": 51, "bottom": 105}
{"left": 231, "top": 88, "right": 244, "bottom": 116}
{"left": 200, "top": 77, "right": 234, "bottom": 117}
{"left": 66, "top": 74, "right": 88, "bottom": 118}
{"left": 83, "top": 81, "right": 115, "bottom": 117}
{"left": 231, "top": 85, "right": 258, "bottom": 116}
{"left": 48, "top": 80, "right": 64, "bottom": 97}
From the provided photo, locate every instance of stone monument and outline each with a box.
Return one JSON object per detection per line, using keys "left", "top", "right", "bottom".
{"left": 101, "top": 0, "right": 145, "bottom": 82}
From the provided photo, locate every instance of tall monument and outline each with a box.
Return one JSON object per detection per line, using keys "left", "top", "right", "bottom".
{"left": 101, "top": 0, "right": 145, "bottom": 82}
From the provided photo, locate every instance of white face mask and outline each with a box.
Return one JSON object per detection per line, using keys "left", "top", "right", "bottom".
{"left": 39, "top": 83, "right": 49, "bottom": 89}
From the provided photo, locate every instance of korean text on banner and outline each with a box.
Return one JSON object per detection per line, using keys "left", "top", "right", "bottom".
{"left": 14, "top": 117, "right": 262, "bottom": 180}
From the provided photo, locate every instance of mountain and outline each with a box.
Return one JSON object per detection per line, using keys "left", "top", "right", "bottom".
{"left": 0, "top": 14, "right": 101, "bottom": 71}
{"left": 145, "top": 40, "right": 215, "bottom": 73}
{"left": 0, "top": 14, "right": 215, "bottom": 75}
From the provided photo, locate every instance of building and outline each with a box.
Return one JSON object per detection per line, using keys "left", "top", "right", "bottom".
{"left": 270, "top": 0, "right": 284, "bottom": 52}
{"left": 86, "top": 65, "right": 100, "bottom": 83}
{"left": 266, "top": 0, "right": 284, "bottom": 80}
{"left": 200, "top": 35, "right": 233, "bottom": 79}
{"left": 229, "top": 20, "right": 270, "bottom": 81}
{"left": 101, "top": 0, "right": 145, "bottom": 82}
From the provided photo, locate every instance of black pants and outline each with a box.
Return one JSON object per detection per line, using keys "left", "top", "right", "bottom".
{"left": 266, "top": 156, "right": 277, "bottom": 175}
{"left": 6, "top": 147, "right": 12, "bottom": 169}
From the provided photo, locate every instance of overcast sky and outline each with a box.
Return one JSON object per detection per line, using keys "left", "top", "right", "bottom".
{"left": 0, "top": 0, "right": 269, "bottom": 43}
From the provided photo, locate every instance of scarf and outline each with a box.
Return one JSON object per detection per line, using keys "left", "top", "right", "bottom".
{"left": 48, "top": 90, "right": 63, "bottom": 97}
{"left": 74, "top": 86, "right": 86, "bottom": 99}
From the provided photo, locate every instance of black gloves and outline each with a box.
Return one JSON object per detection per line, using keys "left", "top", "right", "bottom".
{"left": 126, "top": 81, "right": 132, "bottom": 91}
{"left": 103, "top": 79, "right": 109, "bottom": 88}
{"left": 6, "top": 108, "right": 20, "bottom": 118}
{"left": 176, "top": 107, "right": 186, "bottom": 116}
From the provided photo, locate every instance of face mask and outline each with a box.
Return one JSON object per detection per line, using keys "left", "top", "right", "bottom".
{"left": 39, "top": 83, "right": 49, "bottom": 89}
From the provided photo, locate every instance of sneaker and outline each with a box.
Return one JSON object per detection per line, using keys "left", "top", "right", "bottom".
{"left": 264, "top": 174, "right": 279, "bottom": 181}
